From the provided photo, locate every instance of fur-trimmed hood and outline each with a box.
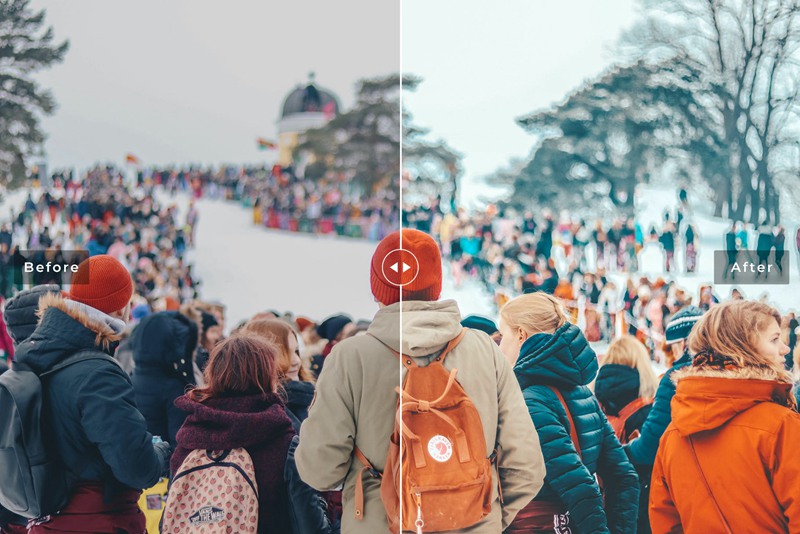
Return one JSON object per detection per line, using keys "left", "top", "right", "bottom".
{"left": 13, "top": 292, "right": 125, "bottom": 374}
{"left": 670, "top": 365, "right": 794, "bottom": 437}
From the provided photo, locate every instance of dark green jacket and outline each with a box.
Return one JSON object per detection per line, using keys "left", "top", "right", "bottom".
{"left": 514, "top": 322, "right": 639, "bottom": 534}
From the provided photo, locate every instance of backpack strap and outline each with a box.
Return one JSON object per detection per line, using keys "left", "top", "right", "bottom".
{"left": 435, "top": 328, "right": 467, "bottom": 365}
{"left": 40, "top": 349, "right": 120, "bottom": 378}
{"left": 617, "top": 397, "right": 650, "bottom": 421}
{"left": 612, "top": 397, "right": 652, "bottom": 442}
{"left": 688, "top": 437, "right": 733, "bottom": 534}
{"left": 353, "top": 446, "right": 381, "bottom": 521}
{"left": 547, "top": 386, "right": 581, "bottom": 459}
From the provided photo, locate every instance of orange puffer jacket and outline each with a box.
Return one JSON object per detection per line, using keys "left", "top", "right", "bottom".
{"left": 650, "top": 366, "right": 800, "bottom": 534}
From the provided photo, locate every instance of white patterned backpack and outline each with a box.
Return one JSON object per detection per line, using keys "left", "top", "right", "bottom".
{"left": 162, "top": 448, "right": 259, "bottom": 533}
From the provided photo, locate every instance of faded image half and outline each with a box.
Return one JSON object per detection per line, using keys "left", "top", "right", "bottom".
{"left": 0, "top": 0, "right": 400, "bottom": 533}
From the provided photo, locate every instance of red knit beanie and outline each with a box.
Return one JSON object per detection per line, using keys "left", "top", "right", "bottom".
{"left": 370, "top": 229, "right": 442, "bottom": 306}
{"left": 68, "top": 255, "right": 133, "bottom": 314}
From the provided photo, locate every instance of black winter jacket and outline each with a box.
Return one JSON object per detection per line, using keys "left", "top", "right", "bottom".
{"left": 283, "top": 379, "right": 315, "bottom": 425}
{"left": 514, "top": 322, "right": 639, "bottom": 534}
{"left": 13, "top": 293, "right": 167, "bottom": 494}
{"left": 130, "top": 311, "right": 199, "bottom": 445}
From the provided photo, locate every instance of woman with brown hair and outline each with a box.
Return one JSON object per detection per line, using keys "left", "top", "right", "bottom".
{"left": 498, "top": 291, "right": 639, "bottom": 533}
{"left": 239, "top": 319, "right": 339, "bottom": 531}
{"left": 650, "top": 300, "right": 800, "bottom": 533}
{"left": 241, "top": 319, "right": 315, "bottom": 427}
{"left": 171, "top": 335, "right": 296, "bottom": 533}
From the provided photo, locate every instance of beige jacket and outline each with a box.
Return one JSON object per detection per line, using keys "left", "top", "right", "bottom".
{"left": 296, "top": 300, "right": 545, "bottom": 533}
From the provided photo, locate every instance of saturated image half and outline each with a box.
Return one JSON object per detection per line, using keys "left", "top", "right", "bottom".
{"left": 399, "top": 0, "right": 800, "bottom": 533}
{"left": 0, "top": 0, "right": 402, "bottom": 533}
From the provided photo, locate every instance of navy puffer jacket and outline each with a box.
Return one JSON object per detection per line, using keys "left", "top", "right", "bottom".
{"left": 514, "top": 322, "right": 639, "bottom": 534}
{"left": 623, "top": 351, "right": 692, "bottom": 466}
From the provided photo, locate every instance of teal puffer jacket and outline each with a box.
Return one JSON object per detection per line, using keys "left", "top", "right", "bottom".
{"left": 514, "top": 322, "right": 639, "bottom": 534}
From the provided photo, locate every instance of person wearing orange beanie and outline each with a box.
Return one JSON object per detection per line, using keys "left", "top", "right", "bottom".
{"left": 369, "top": 228, "right": 442, "bottom": 305}
{"left": 296, "top": 229, "right": 545, "bottom": 533}
{"left": 13, "top": 254, "right": 170, "bottom": 534}
{"left": 68, "top": 254, "right": 134, "bottom": 318}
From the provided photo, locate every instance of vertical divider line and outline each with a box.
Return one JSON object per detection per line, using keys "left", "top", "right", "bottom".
{"left": 398, "top": 0, "right": 404, "bottom": 529}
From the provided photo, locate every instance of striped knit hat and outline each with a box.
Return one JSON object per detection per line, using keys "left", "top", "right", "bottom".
{"left": 664, "top": 305, "right": 703, "bottom": 344}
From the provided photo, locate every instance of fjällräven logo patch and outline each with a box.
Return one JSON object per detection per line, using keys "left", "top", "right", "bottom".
{"left": 427, "top": 435, "right": 453, "bottom": 462}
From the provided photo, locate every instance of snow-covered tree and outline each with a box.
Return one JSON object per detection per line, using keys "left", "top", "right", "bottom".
{"left": 496, "top": 61, "right": 718, "bottom": 215}
{"left": 622, "top": 0, "right": 800, "bottom": 224}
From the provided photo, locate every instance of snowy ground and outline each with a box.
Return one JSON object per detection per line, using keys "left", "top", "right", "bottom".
{"left": 173, "top": 194, "right": 496, "bottom": 329}
{"left": 155, "top": 192, "right": 380, "bottom": 329}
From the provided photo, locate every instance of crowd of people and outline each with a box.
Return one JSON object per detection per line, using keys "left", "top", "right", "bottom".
{"left": 137, "top": 164, "right": 399, "bottom": 241}
{"left": 1, "top": 168, "right": 800, "bottom": 534}
{"left": 403, "top": 188, "right": 703, "bottom": 287}
{"left": 1, "top": 225, "right": 800, "bottom": 534}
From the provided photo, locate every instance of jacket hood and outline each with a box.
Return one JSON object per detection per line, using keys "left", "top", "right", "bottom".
{"left": 174, "top": 393, "right": 294, "bottom": 450}
{"left": 3, "top": 284, "right": 61, "bottom": 345}
{"left": 514, "top": 322, "right": 598, "bottom": 388}
{"left": 594, "top": 364, "right": 640, "bottom": 415}
{"left": 367, "top": 299, "right": 462, "bottom": 358}
{"left": 14, "top": 292, "right": 125, "bottom": 373}
{"left": 130, "top": 310, "right": 199, "bottom": 373}
{"left": 670, "top": 366, "right": 793, "bottom": 436}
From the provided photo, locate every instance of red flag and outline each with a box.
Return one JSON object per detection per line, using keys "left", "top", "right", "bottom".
{"left": 257, "top": 137, "right": 277, "bottom": 150}
{"left": 125, "top": 153, "right": 141, "bottom": 165}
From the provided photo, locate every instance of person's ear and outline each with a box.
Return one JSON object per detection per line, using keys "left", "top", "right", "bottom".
{"left": 518, "top": 328, "right": 529, "bottom": 344}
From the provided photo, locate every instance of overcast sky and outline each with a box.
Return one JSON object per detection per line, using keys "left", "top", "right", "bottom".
{"left": 403, "top": 0, "right": 639, "bottom": 207}
{"left": 33, "top": 0, "right": 639, "bottom": 206}
{"left": 32, "top": 0, "right": 399, "bottom": 172}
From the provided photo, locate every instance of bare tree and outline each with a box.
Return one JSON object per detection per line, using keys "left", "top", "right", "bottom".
{"left": 622, "top": 0, "right": 800, "bottom": 224}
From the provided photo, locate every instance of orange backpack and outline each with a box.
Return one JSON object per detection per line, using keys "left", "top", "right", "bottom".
{"left": 606, "top": 397, "right": 653, "bottom": 444}
{"left": 354, "top": 329, "right": 496, "bottom": 533}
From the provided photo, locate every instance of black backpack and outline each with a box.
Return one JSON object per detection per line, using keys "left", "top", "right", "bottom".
{"left": 0, "top": 350, "right": 116, "bottom": 518}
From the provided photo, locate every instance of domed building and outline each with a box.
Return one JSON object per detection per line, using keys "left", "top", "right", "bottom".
{"left": 277, "top": 73, "right": 340, "bottom": 166}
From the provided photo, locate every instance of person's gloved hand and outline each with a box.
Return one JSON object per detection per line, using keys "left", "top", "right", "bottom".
{"left": 153, "top": 440, "right": 173, "bottom": 478}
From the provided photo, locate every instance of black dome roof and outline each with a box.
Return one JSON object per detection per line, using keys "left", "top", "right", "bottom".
{"left": 281, "top": 79, "right": 340, "bottom": 119}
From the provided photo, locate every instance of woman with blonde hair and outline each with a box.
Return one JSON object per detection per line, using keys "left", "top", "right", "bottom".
{"left": 596, "top": 336, "right": 657, "bottom": 443}
{"left": 595, "top": 335, "right": 658, "bottom": 534}
{"left": 499, "top": 291, "right": 639, "bottom": 533}
{"left": 650, "top": 300, "right": 800, "bottom": 533}
{"left": 241, "top": 319, "right": 315, "bottom": 427}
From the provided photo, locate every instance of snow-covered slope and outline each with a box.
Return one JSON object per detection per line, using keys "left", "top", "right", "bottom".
{"left": 626, "top": 184, "right": 799, "bottom": 312}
